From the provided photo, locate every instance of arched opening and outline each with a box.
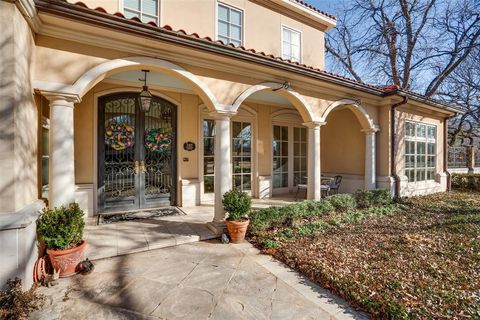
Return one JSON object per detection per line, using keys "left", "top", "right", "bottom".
{"left": 320, "top": 100, "right": 378, "bottom": 193}
{"left": 230, "top": 82, "right": 316, "bottom": 199}
{"left": 40, "top": 57, "right": 225, "bottom": 214}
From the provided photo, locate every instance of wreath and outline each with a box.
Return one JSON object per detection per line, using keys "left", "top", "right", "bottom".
{"left": 145, "top": 128, "right": 173, "bottom": 153}
{"left": 104, "top": 121, "right": 135, "bottom": 151}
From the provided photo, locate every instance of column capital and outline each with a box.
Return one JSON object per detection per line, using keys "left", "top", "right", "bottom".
{"left": 361, "top": 125, "right": 380, "bottom": 134}
{"left": 302, "top": 121, "right": 326, "bottom": 129}
{"left": 37, "top": 90, "right": 81, "bottom": 105}
{"left": 208, "top": 109, "right": 237, "bottom": 120}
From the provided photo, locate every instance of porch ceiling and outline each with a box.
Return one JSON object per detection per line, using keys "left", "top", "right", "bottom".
{"left": 107, "top": 70, "right": 191, "bottom": 92}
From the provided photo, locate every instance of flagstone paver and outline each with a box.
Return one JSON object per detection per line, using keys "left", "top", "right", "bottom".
{"left": 32, "top": 240, "right": 368, "bottom": 320}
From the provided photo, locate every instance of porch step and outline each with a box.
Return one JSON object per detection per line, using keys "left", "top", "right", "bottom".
{"left": 83, "top": 220, "right": 218, "bottom": 261}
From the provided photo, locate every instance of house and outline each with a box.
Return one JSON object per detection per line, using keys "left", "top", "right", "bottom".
{"left": 0, "top": 0, "right": 463, "bottom": 289}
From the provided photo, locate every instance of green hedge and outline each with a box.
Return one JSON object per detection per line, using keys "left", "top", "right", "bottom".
{"left": 249, "top": 190, "right": 392, "bottom": 236}
{"left": 451, "top": 173, "right": 480, "bottom": 191}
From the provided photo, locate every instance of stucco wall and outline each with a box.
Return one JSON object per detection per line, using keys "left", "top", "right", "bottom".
{"left": 321, "top": 109, "right": 366, "bottom": 176}
{"left": 80, "top": 0, "right": 326, "bottom": 69}
{"left": 0, "top": 2, "right": 38, "bottom": 213}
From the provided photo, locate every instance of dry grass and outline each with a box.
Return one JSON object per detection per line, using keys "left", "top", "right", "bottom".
{"left": 249, "top": 192, "right": 480, "bottom": 319}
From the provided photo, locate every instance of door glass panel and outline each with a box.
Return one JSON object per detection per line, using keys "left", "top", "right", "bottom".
{"left": 273, "top": 125, "right": 289, "bottom": 189}
{"left": 144, "top": 98, "right": 175, "bottom": 199}
{"left": 232, "top": 121, "right": 252, "bottom": 191}
{"left": 203, "top": 120, "right": 215, "bottom": 193}
{"left": 293, "top": 127, "right": 307, "bottom": 186}
{"left": 104, "top": 97, "right": 137, "bottom": 202}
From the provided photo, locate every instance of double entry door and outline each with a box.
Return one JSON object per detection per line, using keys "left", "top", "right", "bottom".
{"left": 97, "top": 93, "right": 177, "bottom": 212}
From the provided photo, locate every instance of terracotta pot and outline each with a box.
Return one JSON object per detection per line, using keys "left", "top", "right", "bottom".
{"left": 47, "top": 240, "right": 87, "bottom": 277}
{"left": 225, "top": 219, "right": 250, "bottom": 243}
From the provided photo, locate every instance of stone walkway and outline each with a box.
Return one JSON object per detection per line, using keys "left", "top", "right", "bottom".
{"left": 32, "top": 241, "right": 367, "bottom": 320}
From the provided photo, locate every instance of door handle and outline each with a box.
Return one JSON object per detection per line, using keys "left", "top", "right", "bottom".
{"left": 134, "top": 160, "right": 139, "bottom": 174}
{"left": 141, "top": 160, "right": 146, "bottom": 174}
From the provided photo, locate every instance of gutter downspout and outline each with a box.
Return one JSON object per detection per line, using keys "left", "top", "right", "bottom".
{"left": 444, "top": 115, "right": 456, "bottom": 191}
{"left": 391, "top": 96, "right": 409, "bottom": 198}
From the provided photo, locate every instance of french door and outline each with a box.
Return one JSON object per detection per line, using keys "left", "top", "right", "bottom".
{"left": 97, "top": 93, "right": 177, "bottom": 212}
{"left": 272, "top": 125, "right": 307, "bottom": 194}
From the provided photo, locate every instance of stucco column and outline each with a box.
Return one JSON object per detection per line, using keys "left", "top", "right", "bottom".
{"left": 363, "top": 128, "right": 378, "bottom": 190}
{"left": 44, "top": 93, "right": 81, "bottom": 208}
{"left": 211, "top": 110, "right": 236, "bottom": 223}
{"left": 304, "top": 121, "right": 323, "bottom": 200}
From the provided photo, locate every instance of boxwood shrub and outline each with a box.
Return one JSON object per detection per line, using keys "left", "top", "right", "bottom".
{"left": 353, "top": 189, "right": 392, "bottom": 208}
{"left": 451, "top": 173, "right": 480, "bottom": 191}
{"left": 37, "top": 203, "right": 85, "bottom": 250}
{"left": 327, "top": 194, "right": 356, "bottom": 212}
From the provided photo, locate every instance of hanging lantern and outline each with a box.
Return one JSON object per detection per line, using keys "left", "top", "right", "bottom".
{"left": 138, "top": 70, "right": 153, "bottom": 113}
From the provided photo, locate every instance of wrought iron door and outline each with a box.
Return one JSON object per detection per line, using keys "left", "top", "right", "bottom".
{"left": 98, "top": 93, "right": 176, "bottom": 212}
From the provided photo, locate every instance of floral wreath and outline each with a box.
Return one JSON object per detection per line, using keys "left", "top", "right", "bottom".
{"left": 145, "top": 128, "right": 173, "bottom": 153}
{"left": 104, "top": 121, "right": 135, "bottom": 151}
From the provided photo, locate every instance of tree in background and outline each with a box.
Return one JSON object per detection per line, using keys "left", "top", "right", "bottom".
{"left": 325, "top": 0, "right": 480, "bottom": 145}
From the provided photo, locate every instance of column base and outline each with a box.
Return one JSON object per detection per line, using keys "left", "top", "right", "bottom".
{"left": 206, "top": 221, "right": 227, "bottom": 235}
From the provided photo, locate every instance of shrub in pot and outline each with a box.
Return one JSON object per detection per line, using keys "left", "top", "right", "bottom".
{"left": 223, "top": 189, "right": 251, "bottom": 243}
{"left": 37, "top": 203, "right": 86, "bottom": 277}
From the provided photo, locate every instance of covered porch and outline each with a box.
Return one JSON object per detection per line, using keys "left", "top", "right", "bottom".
{"left": 35, "top": 56, "right": 382, "bottom": 233}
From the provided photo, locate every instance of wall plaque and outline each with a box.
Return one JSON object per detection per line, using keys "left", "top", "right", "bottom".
{"left": 183, "top": 141, "right": 196, "bottom": 151}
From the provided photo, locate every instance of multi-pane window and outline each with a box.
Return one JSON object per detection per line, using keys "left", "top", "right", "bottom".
{"left": 293, "top": 127, "right": 307, "bottom": 186}
{"left": 203, "top": 120, "right": 215, "bottom": 193}
{"left": 123, "top": 0, "right": 159, "bottom": 24}
{"left": 273, "top": 125, "right": 289, "bottom": 188}
{"left": 282, "top": 26, "right": 301, "bottom": 62}
{"left": 405, "top": 121, "right": 436, "bottom": 182}
{"left": 217, "top": 3, "right": 243, "bottom": 46}
{"left": 232, "top": 122, "right": 252, "bottom": 191}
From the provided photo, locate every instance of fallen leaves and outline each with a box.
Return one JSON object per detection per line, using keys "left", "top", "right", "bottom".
{"left": 249, "top": 191, "right": 480, "bottom": 319}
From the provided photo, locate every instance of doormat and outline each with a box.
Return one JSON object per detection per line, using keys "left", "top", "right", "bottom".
{"left": 99, "top": 207, "right": 186, "bottom": 224}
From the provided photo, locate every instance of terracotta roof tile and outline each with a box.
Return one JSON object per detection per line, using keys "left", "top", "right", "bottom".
{"left": 290, "top": 0, "right": 336, "bottom": 20}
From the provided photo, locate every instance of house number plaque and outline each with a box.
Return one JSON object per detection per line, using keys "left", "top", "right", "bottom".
{"left": 183, "top": 141, "right": 196, "bottom": 151}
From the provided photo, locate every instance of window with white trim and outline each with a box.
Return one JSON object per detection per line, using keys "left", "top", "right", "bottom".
{"left": 405, "top": 121, "right": 436, "bottom": 182}
{"left": 217, "top": 3, "right": 243, "bottom": 46}
{"left": 123, "top": 0, "right": 159, "bottom": 24}
{"left": 282, "top": 26, "right": 301, "bottom": 62}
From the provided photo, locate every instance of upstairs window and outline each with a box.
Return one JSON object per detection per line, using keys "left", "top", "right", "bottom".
{"left": 282, "top": 26, "right": 301, "bottom": 62}
{"left": 217, "top": 3, "right": 243, "bottom": 46}
{"left": 123, "top": 0, "right": 159, "bottom": 24}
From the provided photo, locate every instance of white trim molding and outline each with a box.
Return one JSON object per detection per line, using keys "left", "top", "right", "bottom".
{"left": 321, "top": 98, "right": 376, "bottom": 131}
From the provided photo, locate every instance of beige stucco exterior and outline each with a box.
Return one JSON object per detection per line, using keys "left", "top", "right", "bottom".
{"left": 80, "top": 0, "right": 328, "bottom": 69}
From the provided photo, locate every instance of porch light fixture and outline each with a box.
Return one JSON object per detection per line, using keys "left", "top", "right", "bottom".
{"left": 272, "top": 81, "right": 291, "bottom": 91}
{"left": 138, "top": 70, "right": 153, "bottom": 113}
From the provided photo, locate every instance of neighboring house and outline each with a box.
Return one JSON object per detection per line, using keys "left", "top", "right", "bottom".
{"left": 0, "top": 0, "right": 464, "bottom": 288}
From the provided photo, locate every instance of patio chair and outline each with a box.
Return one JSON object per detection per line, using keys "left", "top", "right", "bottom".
{"left": 329, "top": 175, "right": 343, "bottom": 194}
{"left": 295, "top": 176, "right": 308, "bottom": 201}
{"left": 320, "top": 184, "right": 331, "bottom": 197}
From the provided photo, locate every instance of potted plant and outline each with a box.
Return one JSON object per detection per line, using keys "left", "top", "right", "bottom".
{"left": 36, "top": 203, "right": 86, "bottom": 277}
{"left": 222, "top": 189, "right": 251, "bottom": 243}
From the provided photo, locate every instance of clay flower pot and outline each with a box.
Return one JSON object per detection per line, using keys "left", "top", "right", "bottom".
{"left": 47, "top": 240, "right": 87, "bottom": 277}
{"left": 225, "top": 219, "right": 250, "bottom": 243}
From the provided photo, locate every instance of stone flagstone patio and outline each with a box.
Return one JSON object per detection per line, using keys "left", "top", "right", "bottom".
{"left": 32, "top": 240, "right": 367, "bottom": 320}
